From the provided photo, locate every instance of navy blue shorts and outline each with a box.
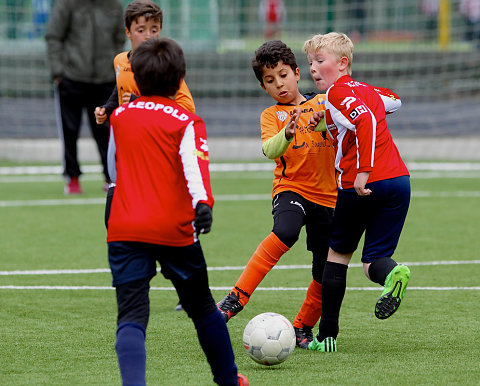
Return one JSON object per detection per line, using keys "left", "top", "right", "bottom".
{"left": 108, "top": 241, "right": 207, "bottom": 287}
{"left": 329, "top": 176, "right": 410, "bottom": 263}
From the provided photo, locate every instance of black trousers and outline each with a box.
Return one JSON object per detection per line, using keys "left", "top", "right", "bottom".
{"left": 55, "top": 77, "right": 115, "bottom": 180}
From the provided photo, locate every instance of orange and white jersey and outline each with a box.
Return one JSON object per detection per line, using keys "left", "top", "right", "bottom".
{"left": 114, "top": 51, "right": 196, "bottom": 113}
{"left": 260, "top": 93, "right": 337, "bottom": 208}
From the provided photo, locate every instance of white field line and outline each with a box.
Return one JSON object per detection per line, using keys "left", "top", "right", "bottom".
{"left": 1, "top": 188, "right": 480, "bottom": 208}
{"left": 1, "top": 260, "right": 479, "bottom": 276}
{"left": 2, "top": 171, "right": 480, "bottom": 183}
{"left": 1, "top": 162, "right": 480, "bottom": 176}
{"left": 1, "top": 285, "right": 479, "bottom": 291}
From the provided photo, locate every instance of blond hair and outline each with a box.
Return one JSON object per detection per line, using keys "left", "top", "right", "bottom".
{"left": 303, "top": 32, "right": 354, "bottom": 75}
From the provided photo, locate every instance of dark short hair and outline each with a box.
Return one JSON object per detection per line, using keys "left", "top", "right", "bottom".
{"left": 125, "top": 0, "right": 163, "bottom": 31}
{"left": 131, "top": 37, "right": 185, "bottom": 97}
{"left": 252, "top": 40, "right": 298, "bottom": 86}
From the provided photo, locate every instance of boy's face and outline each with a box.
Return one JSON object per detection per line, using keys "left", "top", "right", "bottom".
{"left": 261, "top": 61, "right": 301, "bottom": 104}
{"left": 307, "top": 49, "right": 343, "bottom": 91}
{"left": 126, "top": 16, "right": 162, "bottom": 51}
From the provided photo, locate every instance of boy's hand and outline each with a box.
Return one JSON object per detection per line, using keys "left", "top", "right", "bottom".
{"left": 308, "top": 111, "right": 326, "bottom": 131}
{"left": 194, "top": 203, "right": 212, "bottom": 234}
{"left": 94, "top": 107, "right": 107, "bottom": 125}
{"left": 285, "top": 107, "right": 301, "bottom": 140}
{"left": 122, "top": 92, "right": 132, "bottom": 104}
{"left": 354, "top": 172, "right": 372, "bottom": 196}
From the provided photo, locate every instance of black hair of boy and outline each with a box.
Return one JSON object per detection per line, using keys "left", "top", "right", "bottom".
{"left": 125, "top": 0, "right": 163, "bottom": 30}
{"left": 131, "top": 37, "right": 185, "bottom": 98}
{"left": 252, "top": 40, "right": 298, "bottom": 86}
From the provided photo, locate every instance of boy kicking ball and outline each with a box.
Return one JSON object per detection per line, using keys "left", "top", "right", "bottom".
{"left": 303, "top": 32, "right": 411, "bottom": 352}
{"left": 217, "top": 40, "right": 338, "bottom": 349}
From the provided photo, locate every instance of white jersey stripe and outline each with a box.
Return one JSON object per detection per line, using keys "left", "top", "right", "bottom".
{"left": 179, "top": 121, "right": 208, "bottom": 209}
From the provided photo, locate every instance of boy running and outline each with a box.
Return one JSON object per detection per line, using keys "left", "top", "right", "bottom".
{"left": 107, "top": 37, "right": 248, "bottom": 386}
{"left": 304, "top": 32, "right": 411, "bottom": 352}
{"left": 217, "top": 40, "right": 338, "bottom": 349}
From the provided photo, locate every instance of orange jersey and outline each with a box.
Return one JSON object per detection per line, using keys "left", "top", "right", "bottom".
{"left": 114, "top": 51, "right": 196, "bottom": 113}
{"left": 260, "top": 93, "right": 337, "bottom": 207}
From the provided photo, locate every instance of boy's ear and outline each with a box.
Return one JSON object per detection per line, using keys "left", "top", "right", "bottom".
{"left": 339, "top": 56, "right": 349, "bottom": 72}
{"left": 295, "top": 67, "right": 300, "bottom": 83}
{"left": 125, "top": 27, "right": 131, "bottom": 39}
{"left": 260, "top": 83, "right": 266, "bottom": 90}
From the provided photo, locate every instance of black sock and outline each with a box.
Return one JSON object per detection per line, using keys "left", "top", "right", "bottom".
{"left": 368, "top": 258, "right": 398, "bottom": 286}
{"left": 317, "top": 261, "right": 348, "bottom": 341}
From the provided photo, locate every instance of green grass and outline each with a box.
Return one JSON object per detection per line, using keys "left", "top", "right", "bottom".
{"left": 0, "top": 164, "right": 479, "bottom": 385}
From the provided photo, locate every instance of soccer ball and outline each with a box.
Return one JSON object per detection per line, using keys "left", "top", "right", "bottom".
{"left": 243, "top": 312, "right": 296, "bottom": 366}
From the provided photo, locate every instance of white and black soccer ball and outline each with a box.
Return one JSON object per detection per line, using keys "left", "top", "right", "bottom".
{"left": 242, "top": 312, "right": 296, "bottom": 366}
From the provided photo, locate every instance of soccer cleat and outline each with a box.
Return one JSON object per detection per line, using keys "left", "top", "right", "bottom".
{"left": 64, "top": 176, "right": 82, "bottom": 195}
{"left": 307, "top": 336, "right": 337, "bottom": 352}
{"left": 217, "top": 292, "right": 244, "bottom": 322}
{"left": 237, "top": 373, "right": 249, "bottom": 386}
{"left": 375, "top": 264, "right": 410, "bottom": 320}
{"left": 294, "top": 325, "right": 313, "bottom": 349}
{"left": 174, "top": 301, "right": 184, "bottom": 311}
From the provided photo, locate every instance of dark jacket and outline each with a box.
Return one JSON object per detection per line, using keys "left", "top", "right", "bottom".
{"left": 45, "top": 0, "right": 125, "bottom": 84}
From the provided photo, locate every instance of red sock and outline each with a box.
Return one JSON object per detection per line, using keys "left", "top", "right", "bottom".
{"left": 232, "top": 232, "right": 289, "bottom": 306}
{"left": 292, "top": 279, "right": 322, "bottom": 328}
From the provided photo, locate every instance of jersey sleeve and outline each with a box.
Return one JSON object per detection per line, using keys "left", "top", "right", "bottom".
{"left": 175, "top": 80, "right": 196, "bottom": 114}
{"left": 373, "top": 86, "right": 402, "bottom": 114}
{"left": 262, "top": 127, "right": 292, "bottom": 159}
{"left": 328, "top": 85, "right": 377, "bottom": 173}
{"left": 179, "top": 119, "right": 214, "bottom": 209}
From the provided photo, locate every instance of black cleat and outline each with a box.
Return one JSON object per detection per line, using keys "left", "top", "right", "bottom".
{"left": 294, "top": 325, "right": 314, "bottom": 349}
{"left": 217, "top": 292, "right": 244, "bottom": 322}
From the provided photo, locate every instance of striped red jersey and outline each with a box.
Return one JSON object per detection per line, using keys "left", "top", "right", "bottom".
{"left": 325, "top": 75, "right": 409, "bottom": 189}
{"left": 261, "top": 93, "right": 337, "bottom": 207}
{"left": 107, "top": 96, "right": 213, "bottom": 246}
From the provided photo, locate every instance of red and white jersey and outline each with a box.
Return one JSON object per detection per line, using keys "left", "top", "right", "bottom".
{"left": 325, "top": 75, "right": 409, "bottom": 189}
{"left": 107, "top": 96, "right": 213, "bottom": 247}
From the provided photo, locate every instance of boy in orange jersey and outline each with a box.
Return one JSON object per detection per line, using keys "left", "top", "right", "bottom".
{"left": 107, "top": 37, "right": 248, "bottom": 386}
{"left": 94, "top": 0, "right": 195, "bottom": 125}
{"left": 217, "top": 40, "right": 338, "bottom": 349}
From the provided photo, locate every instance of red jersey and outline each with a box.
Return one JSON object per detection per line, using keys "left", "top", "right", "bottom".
{"left": 261, "top": 93, "right": 337, "bottom": 207}
{"left": 107, "top": 96, "right": 213, "bottom": 246}
{"left": 325, "top": 75, "right": 409, "bottom": 189}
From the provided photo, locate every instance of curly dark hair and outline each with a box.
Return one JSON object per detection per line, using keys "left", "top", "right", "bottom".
{"left": 252, "top": 40, "right": 298, "bottom": 86}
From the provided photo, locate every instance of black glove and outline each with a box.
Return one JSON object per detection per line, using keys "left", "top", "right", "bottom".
{"left": 194, "top": 203, "right": 212, "bottom": 234}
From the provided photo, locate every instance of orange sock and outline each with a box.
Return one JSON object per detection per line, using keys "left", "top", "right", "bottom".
{"left": 232, "top": 232, "right": 289, "bottom": 307}
{"left": 292, "top": 279, "right": 322, "bottom": 328}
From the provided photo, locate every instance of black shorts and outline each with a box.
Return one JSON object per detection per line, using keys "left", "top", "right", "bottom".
{"left": 271, "top": 191, "right": 334, "bottom": 253}
{"left": 330, "top": 176, "right": 411, "bottom": 263}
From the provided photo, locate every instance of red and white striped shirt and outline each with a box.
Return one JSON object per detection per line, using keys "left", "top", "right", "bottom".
{"left": 325, "top": 75, "right": 409, "bottom": 189}
{"left": 107, "top": 96, "right": 213, "bottom": 246}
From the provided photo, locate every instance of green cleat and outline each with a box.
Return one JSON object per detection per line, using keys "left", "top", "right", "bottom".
{"left": 375, "top": 264, "right": 410, "bottom": 320}
{"left": 307, "top": 336, "right": 337, "bottom": 352}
